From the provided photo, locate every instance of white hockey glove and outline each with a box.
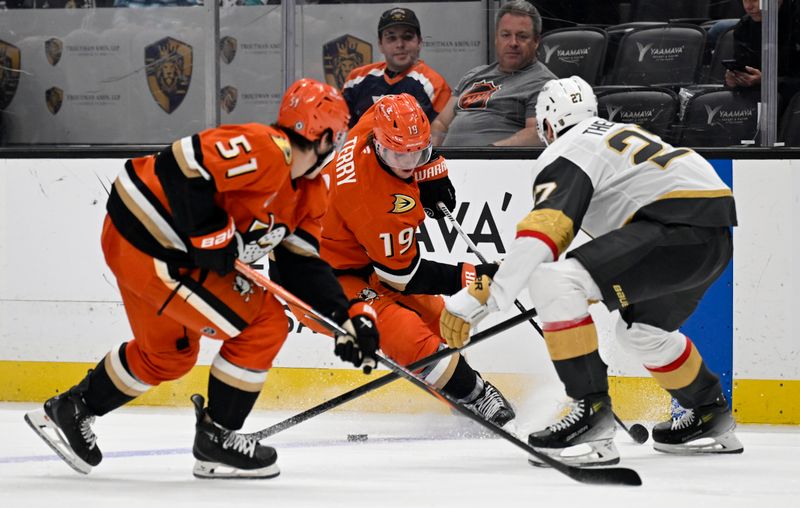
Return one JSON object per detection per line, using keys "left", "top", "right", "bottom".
{"left": 236, "top": 223, "right": 289, "bottom": 264}
{"left": 440, "top": 275, "right": 496, "bottom": 348}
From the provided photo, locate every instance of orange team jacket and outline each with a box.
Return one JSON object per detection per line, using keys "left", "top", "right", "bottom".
{"left": 106, "top": 122, "right": 329, "bottom": 267}
{"left": 320, "top": 108, "right": 457, "bottom": 295}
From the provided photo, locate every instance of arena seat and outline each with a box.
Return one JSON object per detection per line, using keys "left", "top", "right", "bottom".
{"left": 594, "top": 85, "right": 679, "bottom": 142}
{"left": 676, "top": 88, "right": 760, "bottom": 146}
{"left": 537, "top": 27, "right": 608, "bottom": 85}
{"left": 606, "top": 24, "right": 706, "bottom": 86}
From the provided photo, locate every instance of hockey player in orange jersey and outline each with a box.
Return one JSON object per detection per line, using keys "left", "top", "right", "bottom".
{"left": 25, "top": 78, "right": 381, "bottom": 480}
{"left": 315, "top": 93, "right": 516, "bottom": 427}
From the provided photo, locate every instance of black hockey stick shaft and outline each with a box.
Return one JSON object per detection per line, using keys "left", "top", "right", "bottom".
{"left": 373, "top": 352, "right": 642, "bottom": 486}
{"left": 437, "top": 202, "right": 538, "bottom": 327}
{"left": 438, "top": 203, "right": 649, "bottom": 444}
{"left": 235, "top": 262, "right": 641, "bottom": 486}
{"left": 244, "top": 308, "right": 537, "bottom": 441}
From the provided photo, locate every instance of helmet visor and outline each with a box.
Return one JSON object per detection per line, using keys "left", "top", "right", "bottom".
{"left": 375, "top": 140, "right": 433, "bottom": 171}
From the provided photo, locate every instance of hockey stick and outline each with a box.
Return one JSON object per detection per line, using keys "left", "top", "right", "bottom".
{"left": 234, "top": 261, "right": 642, "bottom": 487}
{"left": 437, "top": 202, "right": 649, "bottom": 445}
{"left": 244, "top": 308, "right": 537, "bottom": 441}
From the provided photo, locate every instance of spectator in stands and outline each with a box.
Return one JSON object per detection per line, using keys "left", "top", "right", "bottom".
{"left": 432, "top": 0, "right": 555, "bottom": 146}
{"left": 341, "top": 7, "right": 450, "bottom": 128}
{"left": 724, "top": 0, "right": 800, "bottom": 102}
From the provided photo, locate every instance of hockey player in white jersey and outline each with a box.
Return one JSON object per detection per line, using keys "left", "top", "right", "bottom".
{"left": 440, "top": 76, "right": 743, "bottom": 466}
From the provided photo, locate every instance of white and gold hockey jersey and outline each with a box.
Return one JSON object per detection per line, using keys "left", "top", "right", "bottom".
{"left": 519, "top": 117, "right": 737, "bottom": 258}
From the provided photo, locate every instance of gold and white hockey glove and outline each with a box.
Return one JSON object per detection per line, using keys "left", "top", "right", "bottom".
{"left": 440, "top": 275, "right": 496, "bottom": 348}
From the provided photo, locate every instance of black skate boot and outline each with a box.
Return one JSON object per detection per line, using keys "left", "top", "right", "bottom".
{"left": 191, "top": 394, "right": 280, "bottom": 479}
{"left": 527, "top": 393, "right": 619, "bottom": 467}
{"left": 24, "top": 377, "right": 102, "bottom": 475}
{"left": 653, "top": 396, "right": 743, "bottom": 454}
{"left": 464, "top": 381, "right": 516, "bottom": 429}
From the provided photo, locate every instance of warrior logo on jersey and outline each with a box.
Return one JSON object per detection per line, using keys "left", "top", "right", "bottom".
{"left": 457, "top": 80, "right": 501, "bottom": 110}
{"left": 220, "top": 85, "right": 238, "bottom": 113}
{"left": 45, "top": 38, "right": 63, "bottom": 66}
{"left": 145, "top": 37, "right": 193, "bottom": 114}
{"left": 323, "top": 34, "right": 372, "bottom": 89}
{"left": 0, "top": 40, "right": 21, "bottom": 110}
{"left": 390, "top": 194, "right": 416, "bottom": 214}
{"left": 46, "top": 86, "right": 63, "bottom": 115}
{"left": 219, "top": 36, "right": 237, "bottom": 65}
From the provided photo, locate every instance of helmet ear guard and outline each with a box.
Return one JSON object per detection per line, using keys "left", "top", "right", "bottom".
{"left": 534, "top": 76, "right": 598, "bottom": 145}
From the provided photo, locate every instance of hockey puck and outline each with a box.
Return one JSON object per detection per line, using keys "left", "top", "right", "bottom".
{"left": 629, "top": 424, "right": 649, "bottom": 444}
{"left": 347, "top": 433, "right": 368, "bottom": 442}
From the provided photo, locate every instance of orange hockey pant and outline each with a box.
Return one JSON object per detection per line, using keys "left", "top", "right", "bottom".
{"left": 101, "top": 216, "right": 289, "bottom": 386}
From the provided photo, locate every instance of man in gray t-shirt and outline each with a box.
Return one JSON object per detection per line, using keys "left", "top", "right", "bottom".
{"left": 432, "top": 1, "right": 556, "bottom": 146}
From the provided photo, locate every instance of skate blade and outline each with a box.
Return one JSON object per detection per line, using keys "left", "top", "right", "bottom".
{"left": 24, "top": 411, "right": 93, "bottom": 475}
{"left": 193, "top": 460, "right": 280, "bottom": 480}
{"left": 528, "top": 439, "right": 620, "bottom": 468}
{"left": 654, "top": 431, "right": 744, "bottom": 455}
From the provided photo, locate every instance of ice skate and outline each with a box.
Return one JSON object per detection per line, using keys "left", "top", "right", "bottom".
{"left": 24, "top": 381, "right": 102, "bottom": 475}
{"left": 527, "top": 394, "right": 619, "bottom": 467}
{"left": 653, "top": 397, "right": 743, "bottom": 454}
{"left": 191, "top": 394, "right": 280, "bottom": 479}
{"left": 464, "top": 381, "right": 516, "bottom": 429}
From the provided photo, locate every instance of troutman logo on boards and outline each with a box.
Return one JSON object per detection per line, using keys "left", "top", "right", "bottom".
{"left": 220, "top": 85, "right": 238, "bottom": 113}
{"left": 46, "top": 86, "right": 63, "bottom": 114}
{"left": 45, "top": 38, "right": 63, "bottom": 66}
{"left": 219, "top": 36, "right": 237, "bottom": 65}
{"left": 323, "top": 34, "right": 372, "bottom": 89}
{"left": 145, "top": 37, "right": 193, "bottom": 114}
{"left": 0, "top": 40, "right": 21, "bottom": 110}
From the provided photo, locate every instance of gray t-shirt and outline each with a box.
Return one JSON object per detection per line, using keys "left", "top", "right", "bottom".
{"left": 442, "top": 60, "right": 556, "bottom": 146}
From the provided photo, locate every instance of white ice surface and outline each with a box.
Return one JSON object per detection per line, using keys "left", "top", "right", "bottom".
{"left": 1, "top": 402, "right": 798, "bottom": 508}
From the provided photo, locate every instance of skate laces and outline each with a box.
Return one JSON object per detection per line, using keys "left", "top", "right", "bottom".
{"left": 470, "top": 384, "right": 505, "bottom": 419}
{"left": 550, "top": 400, "right": 585, "bottom": 432}
{"left": 78, "top": 415, "right": 97, "bottom": 449}
{"left": 669, "top": 399, "right": 696, "bottom": 430}
{"left": 221, "top": 429, "right": 257, "bottom": 458}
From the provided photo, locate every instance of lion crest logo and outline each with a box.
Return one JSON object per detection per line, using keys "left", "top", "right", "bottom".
{"left": 220, "top": 85, "right": 238, "bottom": 113}
{"left": 219, "top": 36, "right": 237, "bottom": 65}
{"left": 46, "top": 86, "right": 63, "bottom": 115}
{"left": 45, "top": 38, "right": 63, "bottom": 66}
{"left": 145, "top": 37, "right": 193, "bottom": 114}
{"left": 323, "top": 34, "right": 372, "bottom": 89}
{"left": 0, "top": 40, "right": 21, "bottom": 110}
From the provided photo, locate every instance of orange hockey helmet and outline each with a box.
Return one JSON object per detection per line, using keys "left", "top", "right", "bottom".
{"left": 278, "top": 78, "right": 350, "bottom": 151}
{"left": 373, "top": 93, "right": 432, "bottom": 171}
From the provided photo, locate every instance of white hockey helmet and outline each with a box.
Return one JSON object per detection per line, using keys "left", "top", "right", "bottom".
{"left": 535, "top": 76, "right": 598, "bottom": 145}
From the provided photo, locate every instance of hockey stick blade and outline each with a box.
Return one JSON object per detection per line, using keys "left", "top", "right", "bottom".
{"left": 374, "top": 353, "right": 642, "bottom": 487}
{"left": 245, "top": 308, "right": 538, "bottom": 440}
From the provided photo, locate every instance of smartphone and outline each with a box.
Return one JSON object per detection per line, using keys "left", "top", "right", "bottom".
{"left": 722, "top": 59, "right": 747, "bottom": 72}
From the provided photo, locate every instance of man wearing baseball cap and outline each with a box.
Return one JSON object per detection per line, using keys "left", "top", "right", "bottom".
{"left": 341, "top": 6, "right": 451, "bottom": 127}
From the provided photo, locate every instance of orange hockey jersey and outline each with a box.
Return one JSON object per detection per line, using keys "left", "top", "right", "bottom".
{"left": 107, "top": 122, "right": 327, "bottom": 266}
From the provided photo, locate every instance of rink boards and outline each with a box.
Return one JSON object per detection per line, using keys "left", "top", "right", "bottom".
{"left": 0, "top": 157, "right": 797, "bottom": 424}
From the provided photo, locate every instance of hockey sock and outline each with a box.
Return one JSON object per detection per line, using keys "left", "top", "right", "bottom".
{"left": 665, "top": 361, "right": 724, "bottom": 408}
{"left": 207, "top": 374, "right": 260, "bottom": 431}
{"left": 441, "top": 354, "right": 483, "bottom": 402}
{"left": 543, "top": 315, "right": 609, "bottom": 399}
{"left": 81, "top": 343, "right": 137, "bottom": 416}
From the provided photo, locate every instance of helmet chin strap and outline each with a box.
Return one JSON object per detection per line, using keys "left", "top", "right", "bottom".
{"left": 301, "top": 142, "right": 335, "bottom": 179}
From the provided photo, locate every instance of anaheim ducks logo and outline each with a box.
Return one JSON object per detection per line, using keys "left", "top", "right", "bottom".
{"left": 145, "top": 36, "right": 192, "bottom": 114}
{"left": 356, "top": 287, "right": 380, "bottom": 303}
{"left": 219, "top": 36, "right": 237, "bottom": 65}
{"left": 323, "top": 34, "right": 372, "bottom": 89}
{"left": 457, "top": 80, "right": 501, "bottom": 110}
{"left": 270, "top": 133, "right": 292, "bottom": 165}
{"left": 0, "top": 40, "right": 21, "bottom": 110}
{"left": 220, "top": 85, "right": 238, "bottom": 113}
{"left": 45, "top": 37, "right": 63, "bottom": 66}
{"left": 46, "top": 86, "right": 63, "bottom": 115}
{"left": 390, "top": 194, "right": 416, "bottom": 214}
